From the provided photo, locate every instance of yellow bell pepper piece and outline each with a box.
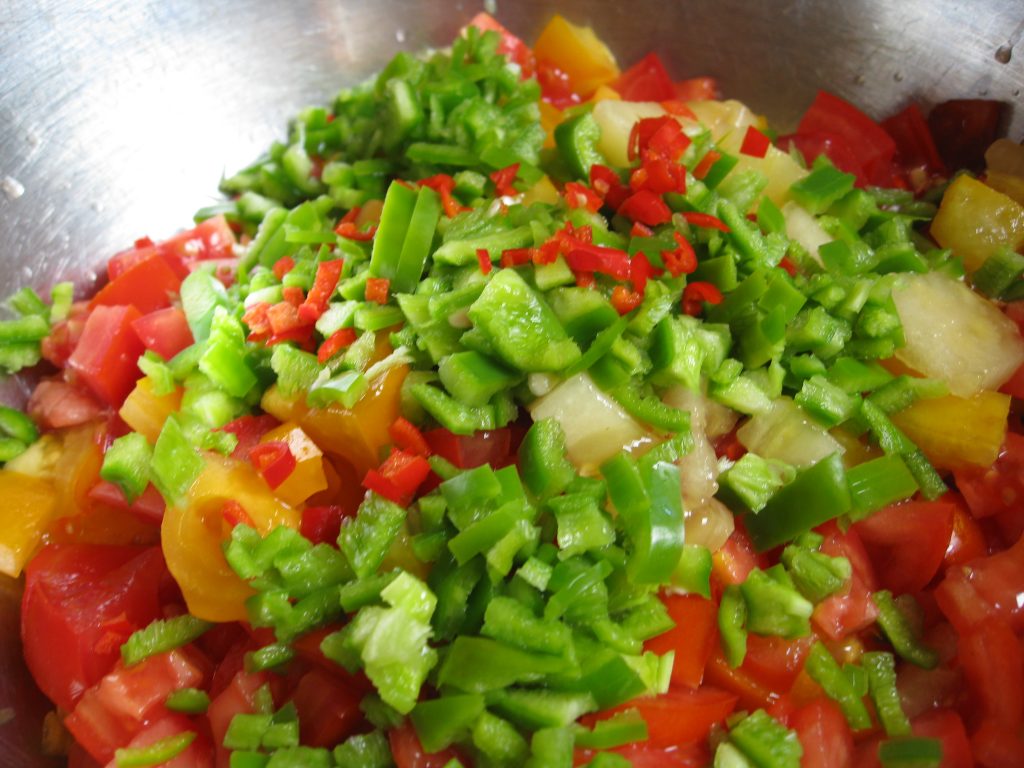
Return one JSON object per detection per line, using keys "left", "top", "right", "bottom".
{"left": 162, "top": 454, "right": 300, "bottom": 622}
{"left": 259, "top": 422, "right": 328, "bottom": 507}
{"left": 930, "top": 175, "right": 1024, "bottom": 273}
{"left": 533, "top": 15, "right": 619, "bottom": 97}
{"left": 0, "top": 470, "right": 59, "bottom": 577}
{"left": 890, "top": 391, "right": 1011, "bottom": 470}
{"left": 262, "top": 364, "right": 407, "bottom": 476}
{"left": 120, "top": 378, "right": 183, "bottom": 443}
{"left": 521, "top": 175, "right": 561, "bottom": 206}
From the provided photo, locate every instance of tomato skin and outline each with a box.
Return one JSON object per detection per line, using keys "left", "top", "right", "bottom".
{"left": 206, "top": 670, "right": 268, "bottom": 768}
{"left": 935, "top": 535, "right": 1024, "bottom": 633}
{"left": 791, "top": 697, "right": 853, "bottom": 768}
{"left": 389, "top": 722, "right": 463, "bottom": 768}
{"left": 90, "top": 252, "right": 181, "bottom": 315}
{"left": 711, "top": 523, "right": 763, "bottom": 591}
{"left": 131, "top": 307, "right": 194, "bottom": 360}
{"left": 811, "top": 522, "right": 878, "bottom": 640}
{"left": 584, "top": 688, "right": 738, "bottom": 749}
{"left": 575, "top": 743, "right": 710, "bottom": 767}
{"left": 944, "top": 495, "right": 989, "bottom": 568}
{"left": 27, "top": 378, "right": 103, "bottom": 430}
{"left": 68, "top": 304, "right": 146, "bottom": 408}
{"left": 21, "top": 544, "right": 167, "bottom": 712}
{"left": 740, "top": 634, "right": 814, "bottom": 694}
{"left": 959, "top": 617, "right": 1023, "bottom": 731}
{"left": 290, "top": 667, "right": 366, "bottom": 747}
{"left": 615, "top": 52, "right": 676, "bottom": 101}
{"left": 954, "top": 432, "right": 1024, "bottom": 546}
{"left": 971, "top": 721, "right": 1024, "bottom": 768}
{"left": 645, "top": 593, "right": 718, "bottom": 688}
{"left": 673, "top": 77, "right": 719, "bottom": 102}
{"left": 854, "top": 499, "right": 955, "bottom": 594}
{"left": 100, "top": 714, "right": 212, "bottom": 768}
{"left": 855, "top": 709, "right": 974, "bottom": 768}
{"left": 424, "top": 427, "right": 513, "bottom": 469}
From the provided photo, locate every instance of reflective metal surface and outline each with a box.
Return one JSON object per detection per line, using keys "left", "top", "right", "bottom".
{"left": 1, "top": 0, "right": 1023, "bottom": 762}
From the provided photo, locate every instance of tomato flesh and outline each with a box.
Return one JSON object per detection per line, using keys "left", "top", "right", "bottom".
{"left": 68, "top": 304, "right": 146, "bottom": 407}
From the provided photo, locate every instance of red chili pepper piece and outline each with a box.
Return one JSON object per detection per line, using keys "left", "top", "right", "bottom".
{"left": 662, "top": 232, "right": 698, "bottom": 277}
{"left": 660, "top": 100, "right": 698, "bottom": 120}
{"left": 563, "top": 181, "right": 603, "bottom": 212}
{"left": 362, "top": 469, "right": 405, "bottom": 505}
{"left": 242, "top": 302, "right": 272, "bottom": 338}
{"left": 575, "top": 272, "right": 596, "bottom": 288}
{"left": 564, "top": 243, "right": 632, "bottom": 281}
{"left": 631, "top": 222, "right": 654, "bottom": 238}
{"left": 318, "top": 327, "right": 358, "bottom": 364}
{"left": 272, "top": 257, "right": 296, "bottom": 280}
{"left": 740, "top": 126, "right": 772, "bottom": 158}
{"left": 683, "top": 211, "right": 731, "bottom": 232}
{"left": 476, "top": 248, "right": 493, "bottom": 275}
{"left": 365, "top": 277, "right": 390, "bottom": 305}
{"left": 610, "top": 285, "right": 643, "bottom": 315}
{"left": 500, "top": 248, "right": 534, "bottom": 268}
{"left": 617, "top": 189, "right": 672, "bottom": 226}
{"left": 249, "top": 441, "right": 297, "bottom": 490}
{"left": 419, "top": 174, "right": 468, "bottom": 218}
{"left": 682, "top": 281, "right": 724, "bottom": 316}
{"left": 300, "top": 505, "right": 348, "bottom": 545}
{"left": 629, "top": 252, "right": 659, "bottom": 295}
{"left": 590, "top": 164, "right": 630, "bottom": 210}
{"left": 222, "top": 500, "right": 254, "bottom": 529}
{"left": 692, "top": 150, "right": 721, "bottom": 180}
{"left": 299, "top": 259, "right": 344, "bottom": 324}
{"left": 778, "top": 257, "right": 798, "bottom": 277}
{"left": 388, "top": 417, "right": 432, "bottom": 458}
{"left": 489, "top": 163, "right": 520, "bottom": 197}
{"left": 282, "top": 285, "right": 305, "bottom": 307}
{"left": 334, "top": 221, "right": 377, "bottom": 241}
{"left": 363, "top": 448, "right": 432, "bottom": 506}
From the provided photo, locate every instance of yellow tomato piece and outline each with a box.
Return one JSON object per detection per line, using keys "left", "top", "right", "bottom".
{"left": 533, "top": 15, "right": 619, "bottom": 97}
{"left": 260, "top": 422, "right": 327, "bottom": 507}
{"left": 119, "top": 378, "right": 183, "bottom": 443}
{"left": 890, "top": 391, "right": 1011, "bottom": 470}
{"left": 262, "top": 364, "right": 407, "bottom": 476}
{"left": 0, "top": 470, "right": 59, "bottom": 577}
{"left": 521, "top": 175, "right": 561, "bottom": 206}
{"left": 930, "top": 175, "right": 1024, "bottom": 273}
{"left": 162, "top": 454, "right": 300, "bottom": 622}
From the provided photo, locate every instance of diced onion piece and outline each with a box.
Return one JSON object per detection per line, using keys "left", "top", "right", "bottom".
{"left": 685, "top": 497, "right": 735, "bottom": 553}
{"left": 592, "top": 101, "right": 666, "bottom": 167}
{"left": 737, "top": 397, "right": 843, "bottom": 468}
{"left": 686, "top": 100, "right": 767, "bottom": 154}
{"left": 782, "top": 201, "right": 828, "bottom": 264}
{"left": 733, "top": 146, "right": 809, "bottom": 210}
{"left": 529, "top": 372, "right": 646, "bottom": 470}
{"left": 892, "top": 271, "right": 1024, "bottom": 397}
{"left": 890, "top": 391, "right": 1010, "bottom": 470}
{"left": 930, "top": 174, "right": 1024, "bottom": 273}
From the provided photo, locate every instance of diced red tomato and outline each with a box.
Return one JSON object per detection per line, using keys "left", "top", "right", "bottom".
{"left": 300, "top": 505, "right": 348, "bottom": 545}
{"left": 811, "top": 522, "right": 878, "bottom": 640}
{"left": 795, "top": 91, "right": 898, "bottom": 186}
{"left": 156, "top": 215, "right": 237, "bottom": 274}
{"left": 100, "top": 715, "right": 212, "bottom": 768}
{"left": 673, "top": 77, "right": 719, "bottom": 102}
{"left": 954, "top": 433, "right": 1024, "bottom": 527}
{"left": 290, "top": 667, "right": 366, "bottom": 748}
{"left": 881, "top": 102, "right": 946, "bottom": 176}
{"left": 465, "top": 12, "right": 535, "bottom": 77}
{"left": 645, "top": 593, "right": 718, "bottom": 689}
{"left": 21, "top": 544, "right": 168, "bottom": 712}
{"left": 740, "top": 634, "right": 814, "bottom": 694}
{"left": 424, "top": 427, "right": 513, "bottom": 469}
{"left": 855, "top": 708, "right": 974, "bottom": 768}
{"left": 971, "top": 721, "right": 1024, "bottom": 768}
{"left": 205, "top": 670, "right": 269, "bottom": 768}
{"left": 791, "top": 697, "right": 854, "bottom": 768}
{"left": 712, "top": 524, "right": 763, "bottom": 591}
{"left": 27, "top": 378, "right": 104, "bottom": 430}
{"left": 584, "top": 688, "right": 737, "bottom": 749}
{"left": 615, "top": 52, "right": 676, "bottom": 101}
{"left": 959, "top": 617, "right": 1023, "bottom": 731}
{"left": 68, "top": 304, "right": 146, "bottom": 407}
{"left": 854, "top": 499, "right": 955, "bottom": 594}
{"left": 575, "top": 742, "right": 710, "bottom": 767}
{"left": 934, "top": 535, "right": 1024, "bottom": 633}
{"left": 389, "top": 721, "right": 464, "bottom": 768}
{"left": 91, "top": 253, "right": 182, "bottom": 315}
{"left": 65, "top": 650, "right": 205, "bottom": 764}
{"left": 131, "top": 307, "right": 194, "bottom": 360}
{"left": 944, "top": 496, "right": 989, "bottom": 568}
{"left": 88, "top": 481, "right": 166, "bottom": 525}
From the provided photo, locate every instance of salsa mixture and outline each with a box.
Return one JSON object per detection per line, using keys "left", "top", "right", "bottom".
{"left": 3, "top": 12, "right": 1024, "bottom": 768}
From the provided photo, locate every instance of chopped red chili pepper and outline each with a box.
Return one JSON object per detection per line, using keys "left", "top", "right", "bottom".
{"left": 242, "top": 302, "right": 272, "bottom": 338}
{"left": 575, "top": 272, "right": 596, "bottom": 289}
{"left": 565, "top": 243, "right": 632, "bottom": 281}
{"left": 631, "top": 222, "right": 654, "bottom": 238}
{"left": 660, "top": 100, "right": 698, "bottom": 120}
{"left": 590, "top": 164, "right": 630, "bottom": 210}
{"left": 222, "top": 500, "right": 254, "bottom": 529}
{"left": 300, "top": 505, "right": 348, "bottom": 546}
{"left": 682, "top": 281, "right": 724, "bottom": 316}
{"left": 563, "top": 181, "right": 603, "bottom": 212}
{"left": 500, "top": 248, "right": 534, "bottom": 268}
{"left": 778, "top": 257, "right": 799, "bottom": 277}
{"left": 388, "top": 417, "right": 432, "bottom": 458}
{"left": 298, "top": 259, "right": 344, "bottom": 323}
{"left": 362, "top": 469, "right": 405, "bottom": 505}
{"left": 272, "top": 257, "right": 296, "bottom": 280}
{"left": 610, "top": 285, "right": 643, "bottom": 315}
{"left": 662, "top": 232, "right": 698, "bottom": 277}
{"left": 365, "top": 277, "right": 390, "bottom": 305}
{"left": 249, "top": 440, "right": 297, "bottom": 490}
{"left": 617, "top": 189, "right": 672, "bottom": 226}
{"left": 282, "top": 285, "right": 305, "bottom": 307}
{"left": 317, "top": 327, "right": 358, "bottom": 364}
{"left": 476, "top": 248, "right": 493, "bottom": 275}
{"left": 489, "top": 163, "right": 520, "bottom": 197}
{"left": 692, "top": 150, "right": 721, "bottom": 180}
{"left": 739, "top": 126, "right": 772, "bottom": 158}
{"left": 419, "top": 174, "right": 468, "bottom": 218}
{"left": 629, "top": 251, "right": 656, "bottom": 294}
{"left": 629, "top": 116, "right": 686, "bottom": 162}
{"left": 267, "top": 301, "right": 310, "bottom": 335}
{"left": 683, "top": 211, "right": 731, "bottom": 232}
{"left": 363, "top": 448, "right": 432, "bottom": 506}
{"left": 334, "top": 222, "right": 377, "bottom": 241}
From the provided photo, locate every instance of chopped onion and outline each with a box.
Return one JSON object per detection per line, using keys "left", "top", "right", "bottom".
{"left": 592, "top": 100, "right": 666, "bottom": 167}
{"left": 737, "top": 397, "right": 843, "bottom": 468}
{"left": 782, "top": 201, "right": 828, "bottom": 264}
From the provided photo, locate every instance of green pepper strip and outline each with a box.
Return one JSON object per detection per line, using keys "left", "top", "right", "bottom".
{"left": 804, "top": 642, "right": 872, "bottom": 731}
{"left": 121, "top": 615, "right": 213, "bottom": 667}
{"left": 114, "top": 732, "right": 196, "bottom": 767}
{"left": 862, "top": 651, "right": 911, "bottom": 737}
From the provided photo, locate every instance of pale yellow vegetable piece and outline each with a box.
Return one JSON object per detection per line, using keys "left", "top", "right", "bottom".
{"left": 120, "top": 378, "right": 183, "bottom": 443}
{"left": 686, "top": 99, "right": 767, "bottom": 155}
{"left": 737, "top": 397, "right": 843, "bottom": 468}
{"left": 892, "top": 271, "right": 1024, "bottom": 397}
{"left": 930, "top": 174, "right": 1024, "bottom": 273}
{"left": 0, "top": 470, "right": 59, "bottom": 577}
{"left": 891, "top": 391, "right": 1011, "bottom": 470}
{"left": 521, "top": 175, "right": 560, "bottom": 206}
{"left": 782, "top": 201, "right": 829, "bottom": 264}
{"left": 592, "top": 100, "right": 666, "bottom": 167}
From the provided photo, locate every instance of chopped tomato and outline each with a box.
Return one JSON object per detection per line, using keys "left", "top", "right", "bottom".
{"left": 971, "top": 721, "right": 1024, "bottom": 768}
{"left": 741, "top": 634, "right": 814, "bottom": 694}
{"left": 390, "top": 721, "right": 464, "bottom": 768}
{"left": 424, "top": 427, "right": 513, "bottom": 469}
{"left": 156, "top": 215, "right": 237, "bottom": 274}
{"left": 791, "top": 697, "right": 854, "bottom": 768}
{"left": 21, "top": 544, "right": 168, "bottom": 712}
{"left": 934, "top": 535, "right": 1024, "bottom": 633}
{"left": 300, "top": 505, "right": 348, "bottom": 545}
{"left": 575, "top": 743, "right": 710, "bottom": 767}
{"left": 958, "top": 617, "right": 1023, "bottom": 731}
{"left": 811, "top": 522, "right": 878, "bottom": 640}
{"left": 854, "top": 499, "right": 955, "bottom": 594}
{"left": 673, "top": 77, "right": 719, "bottom": 102}
{"left": 131, "top": 307, "right": 194, "bottom": 360}
{"left": 88, "top": 481, "right": 166, "bottom": 526}
{"left": 100, "top": 715, "right": 212, "bottom": 768}
{"left": 881, "top": 102, "right": 946, "bottom": 176}
{"left": 615, "top": 52, "right": 676, "bottom": 101}
{"left": 67, "top": 304, "right": 146, "bottom": 408}
{"left": 290, "top": 667, "right": 366, "bottom": 748}
{"left": 645, "top": 593, "right": 718, "bottom": 689}
{"left": 704, "top": 646, "right": 787, "bottom": 712}
{"left": 585, "top": 688, "right": 737, "bottom": 748}
{"left": 206, "top": 670, "right": 269, "bottom": 768}
{"left": 65, "top": 650, "right": 204, "bottom": 764}
{"left": 712, "top": 524, "right": 763, "bottom": 591}
{"left": 27, "top": 378, "right": 103, "bottom": 430}
{"left": 954, "top": 433, "right": 1024, "bottom": 541}
{"left": 90, "top": 252, "right": 181, "bottom": 315}
{"left": 944, "top": 496, "right": 988, "bottom": 568}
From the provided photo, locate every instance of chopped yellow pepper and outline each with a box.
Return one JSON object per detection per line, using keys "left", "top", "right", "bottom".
{"left": 890, "top": 391, "right": 1011, "bottom": 470}
{"left": 119, "top": 378, "right": 183, "bottom": 443}
{"left": 930, "top": 175, "right": 1024, "bottom": 273}
{"left": 0, "top": 470, "right": 59, "bottom": 577}
{"left": 259, "top": 422, "right": 328, "bottom": 507}
{"left": 533, "top": 14, "right": 619, "bottom": 97}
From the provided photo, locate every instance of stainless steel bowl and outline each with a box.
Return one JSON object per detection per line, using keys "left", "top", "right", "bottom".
{"left": 2, "top": 0, "right": 1022, "bottom": 762}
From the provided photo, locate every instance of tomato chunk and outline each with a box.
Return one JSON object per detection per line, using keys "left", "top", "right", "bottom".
{"left": 791, "top": 697, "right": 854, "bottom": 768}
{"left": 131, "top": 307, "right": 194, "bottom": 360}
{"left": 645, "top": 594, "right": 718, "bottom": 688}
{"left": 68, "top": 304, "right": 146, "bottom": 407}
{"left": 90, "top": 253, "right": 181, "bottom": 315}
{"left": 854, "top": 499, "right": 955, "bottom": 594}
{"left": 811, "top": 522, "right": 878, "bottom": 640}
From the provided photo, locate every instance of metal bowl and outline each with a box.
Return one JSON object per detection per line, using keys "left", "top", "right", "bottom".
{"left": 1, "top": 0, "right": 1022, "bottom": 762}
